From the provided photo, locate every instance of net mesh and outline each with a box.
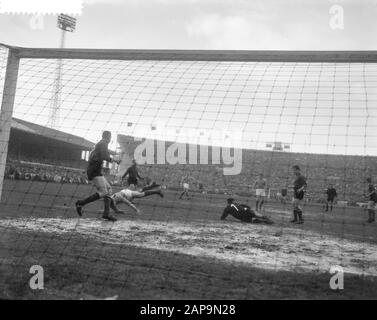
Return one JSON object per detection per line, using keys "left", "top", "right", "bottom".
{"left": 1, "top": 46, "right": 377, "bottom": 299}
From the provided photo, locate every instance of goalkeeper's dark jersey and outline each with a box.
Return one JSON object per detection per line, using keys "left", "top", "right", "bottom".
{"left": 326, "top": 187, "right": 337, "bottom": 200}
{"left": 87, "top": 139, "right": 112, "bottom": 180}
{"left": 122, "top": 165, "right": 141, "bottom": 180}
{"left": 368, "top": 183, "right": 377, "bottom": 202}
{"left": 293, "top": 174, "right": 307, "bottom": 200}
{"left": 221, "top": 203, "right": 255, "bottom": 222}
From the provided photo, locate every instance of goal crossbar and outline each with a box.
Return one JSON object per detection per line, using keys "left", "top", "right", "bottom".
{"left": 1, "top": 43, "right": 377, "bottom": 62}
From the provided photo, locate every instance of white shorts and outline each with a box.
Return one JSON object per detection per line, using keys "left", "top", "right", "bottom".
{"left": 256, "top": 189, "right": 266, "bottom": 197}
{"left": 368, "top": 201, "right": 376, "bottom": 210}
{"left": 183, "top": 183, "right": 189, "bottom": 190}
{"left": 92, "top": 176, "right": 111, "bottom": 197}
{"left": 113, "top": 189, "right": 133, "bottom": 202}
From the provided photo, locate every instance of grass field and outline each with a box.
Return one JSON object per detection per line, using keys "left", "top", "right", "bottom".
{"left": 1, "top": 180, "right": 377, "bottom": 299}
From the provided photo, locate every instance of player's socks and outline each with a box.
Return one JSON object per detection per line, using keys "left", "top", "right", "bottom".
{"left": 75, "top": 193, "right": 100, "bottom": 217}
{"left": 259, "top": 200, "right": 264, "bottom": 211}
{"left": 141, "top": 183, "right": 160, "bottom": 192}
{"left": 291, "top": 209, "right": 298, "bottom": 223}
{"left": 102, "top": 196, "right": 112, "bottom": 218}
{"left": 297, "top": 210, "right": 304, "bottom": 224}
{"left": 255, "top": 200, "right": 259, "bottom": 211}
{"left": 79, "top": 193, "right": 100, "bottom": 206}
{"left": 367, "top": 210, "right": 374, "bottom": 223}
{"left": 75, "top": 202, "right": 83, "bottom": 217}
{"left": 144, "top": 189, "right": 163, "bottom": 197}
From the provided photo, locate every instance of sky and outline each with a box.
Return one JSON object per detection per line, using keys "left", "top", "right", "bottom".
{"left": 0, "top": 0, "right": 376, "bottom": 50}
{"left": 0, "top": 0, "right": 377, "bottom": 156}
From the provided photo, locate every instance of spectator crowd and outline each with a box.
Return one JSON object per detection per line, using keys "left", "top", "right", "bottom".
{"left": 4, "top": 148, "right": 377, "bottom": 205}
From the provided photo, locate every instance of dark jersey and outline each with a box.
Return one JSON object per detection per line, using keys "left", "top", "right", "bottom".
{"left": 221, "top": 203, "right": 256, "bottom": 222}
{"left": 123, "top": 165, "right": 141, "bottom": 181}
{"left": 368, "top": 184, "right": 377, "bottom": 202}
{"left": 87, "top": 139, "right": 112, "bottom": 180}
{"left": 326, "top": 188, "right": 337, "bottom": 200}
{"left": 293, "top": 174, "right": 307, "bottom": 199}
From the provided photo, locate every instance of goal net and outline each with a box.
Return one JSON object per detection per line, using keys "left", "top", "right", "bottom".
{"left": 1, "top": 44, "right": 376, "bottom": 299}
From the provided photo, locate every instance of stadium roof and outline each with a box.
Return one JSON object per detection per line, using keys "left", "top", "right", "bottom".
{"left": 11, "top": 118, "right": 94, "bottom": 150}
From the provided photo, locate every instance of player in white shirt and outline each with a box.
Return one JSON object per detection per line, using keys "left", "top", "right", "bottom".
{"left": 111, "top": 185, "right": 164, "bottom": 214}
{"left": 179, "top": 176, "right": 191, "bottom": 200}
{"left": 253, "top": 173, "right": 267, "bottom": 212}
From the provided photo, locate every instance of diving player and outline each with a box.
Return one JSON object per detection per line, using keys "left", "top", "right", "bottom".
{"left": 111, "top": 185, "right": 164, "bottom": 213}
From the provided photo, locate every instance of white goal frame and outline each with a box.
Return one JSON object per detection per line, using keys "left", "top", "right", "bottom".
{"left": 1, "top": 43, "right": 377, "bottom": 200}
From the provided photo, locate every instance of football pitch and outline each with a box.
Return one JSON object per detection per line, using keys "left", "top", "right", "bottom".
{"left": 1, "top": 180, "right": 377, "bottom": 299}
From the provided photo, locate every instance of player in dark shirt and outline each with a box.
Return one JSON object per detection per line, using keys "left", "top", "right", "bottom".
{"left": 75, "top": 131, "right": 122, "bottom": 222}
{"left": 366, "top": 178, "right": 376, "bottom": 223}
{"left": 291, "top": 165, "right": 307, "bottom": 224}
{"left": 325, "top": 184, "right": 337, "bottom": 212}
{"left": 221, "top": 198, "right": 273, "bottom": 224}
{"left": 122, "top": 159, "right": 143, "bottom": 187}
{"left": 280, "top": 187, "right": 288, "bottom": 204}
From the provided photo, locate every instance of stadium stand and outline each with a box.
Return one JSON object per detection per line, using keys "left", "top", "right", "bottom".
{"left": 4, "top": 118, "right": 94, "bottom": 185}
{"left": 117, "top": 134, "right": 377, "bottom": 205}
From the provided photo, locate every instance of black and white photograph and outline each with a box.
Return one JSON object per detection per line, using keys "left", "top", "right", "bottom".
{"left": 0, "top": 0, "right": 377, "bottom": 305}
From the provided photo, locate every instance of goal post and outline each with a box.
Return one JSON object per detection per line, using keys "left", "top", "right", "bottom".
{"left": 0, "top": 47, "right": 20, "bottom": 201}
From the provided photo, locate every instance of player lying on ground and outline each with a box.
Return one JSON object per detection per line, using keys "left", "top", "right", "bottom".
{"left": 221, "top": 198, "right": 274, "bottom": 224}
{"left": 75, "top": 131, "right": 123, "bottom": 222}
{"left": 111, "top": 184, "right": 164, "bottom": 213}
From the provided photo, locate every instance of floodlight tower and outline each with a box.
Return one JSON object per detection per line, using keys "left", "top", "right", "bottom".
{"left": 48, "top": 14, "right": 76, "bottom": 129}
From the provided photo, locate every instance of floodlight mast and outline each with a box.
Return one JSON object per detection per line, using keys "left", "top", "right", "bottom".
{"left": 48, "top": 14, "right": 77, "bottom": 129}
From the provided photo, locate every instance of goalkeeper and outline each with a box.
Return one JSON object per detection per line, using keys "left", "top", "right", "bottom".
{"left": 75, "top": 131, "right": 122, "bottom": 221}
{"left": 221, "top": 198, "right": 273, "bottom": 224}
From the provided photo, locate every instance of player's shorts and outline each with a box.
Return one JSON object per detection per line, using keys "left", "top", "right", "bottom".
{"left": 87, "top": 165, "right": 102, "bottom": 181}
{"left": 127, "top": 177, "right": 138, "bottom": 186}
{"left": 292, "top": 197, "right": 303, "bottom": 207}
{"left": 294, "top": 190, "right": 304, "bottom": 200}
{"left": 255, "top": 189, "right": 266, "bottom": 197}
{"left": 113, "top": 189, "right": 133, "bottom": 203}
{"left": 327, "top": 197, "right": 335, "bottom": 202}
{"left": 92, "top": 176, "right": 111, "bottom": 197}
{"left": 183, "top": 183, "right": 189, "bottom": 190}
{"left": 368, "top": 200, "right": 376, "bottom": 210}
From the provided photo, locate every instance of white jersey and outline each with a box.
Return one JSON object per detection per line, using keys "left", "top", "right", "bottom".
{"left": 113, "top": 189, "right": 133, "bottom": 202}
